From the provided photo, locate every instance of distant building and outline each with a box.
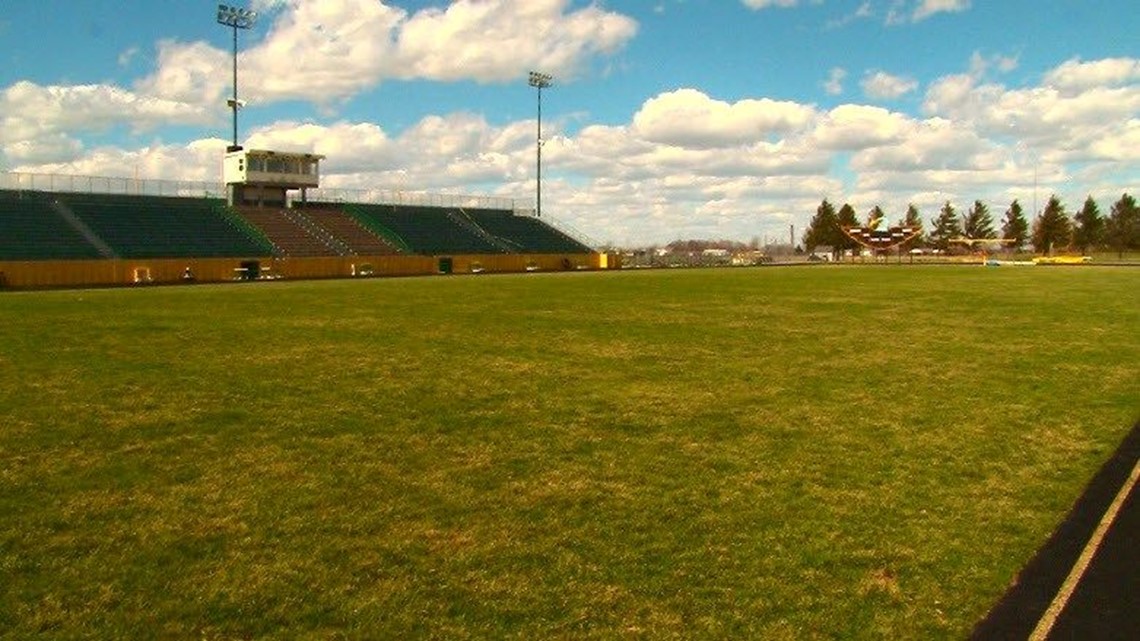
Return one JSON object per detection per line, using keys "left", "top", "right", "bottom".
{"left": 809, "top": 245, "right": 835, "bottom": 261}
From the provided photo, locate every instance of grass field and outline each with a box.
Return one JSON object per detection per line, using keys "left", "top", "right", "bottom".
{"left": 1, "top": 265, "right": 1138, "bottom": 639}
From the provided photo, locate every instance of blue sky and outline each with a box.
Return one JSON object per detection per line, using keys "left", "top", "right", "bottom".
{"left": 2, "top": 0, "right": 1138, "bottom": 245}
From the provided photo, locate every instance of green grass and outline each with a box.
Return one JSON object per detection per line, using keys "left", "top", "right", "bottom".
{"left": 1, "top": 266, "right": 1138, "bottom": 639}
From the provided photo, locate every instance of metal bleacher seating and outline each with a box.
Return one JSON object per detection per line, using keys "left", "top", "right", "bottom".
{"left": 0, "top": 189, "right": 593, "bottom": 263}
{"left": 0, "top": 190, "right": 102, "bottom": 260}
{"left": 58, "top": 193, "right": 269, "bottom": 258}
{"left": 468, "top": 209, "right": 593, "bottom": 254}
{"left": 347, "top": 203, "right": 505, "bottom": 255}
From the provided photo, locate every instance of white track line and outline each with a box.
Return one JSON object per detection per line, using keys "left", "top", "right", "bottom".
{"left": 1029, "top": 457, "right": 1140, "bottom": 641}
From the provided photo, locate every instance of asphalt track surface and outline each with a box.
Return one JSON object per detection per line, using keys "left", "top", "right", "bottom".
{"left": 971, "top": 420, "right": 1139, "bottom": 640}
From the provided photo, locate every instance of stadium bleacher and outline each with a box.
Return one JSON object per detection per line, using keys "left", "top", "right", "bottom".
{"left": 235, "top": 207, "right": 341, "bottom": 257}
{"left": 294, "top": 206, "right": 400, "bottom": 256}
{"left": 468, "top": 209, "right": 593, "bottom": 254}
{"left": 58, "top": 193, "right": 269, "bottom": 258}
{"left": 1, "top": 189, "right": 592, "bottom": 263}
{"left": 0, "top": 190, "right": 103, "bottom": 260}
{"left": 347, "top": 203, "right": 506, "bottom": 255}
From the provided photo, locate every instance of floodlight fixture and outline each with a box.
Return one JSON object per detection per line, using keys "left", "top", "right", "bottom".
{"left": 217, "top": 4, "right": 257, "bottom": 29}
{"left": 527, "top": 71, "right": 553, "bottom": 218}
{"left": 216, "top": 4, "right": 257, "bottom": 150}
{"left": 528, "top": 71, "right": 552, "bottom": 90}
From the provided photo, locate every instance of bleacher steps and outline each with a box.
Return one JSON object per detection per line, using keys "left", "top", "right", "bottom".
{"left": 49, "top": 199, "right": 118, "bottom": 258}
{"left": 283, "top": 208, "right": 352, "bottom": 256}
{"left": 449, "top": 208, "right": 513, "bottom": 253}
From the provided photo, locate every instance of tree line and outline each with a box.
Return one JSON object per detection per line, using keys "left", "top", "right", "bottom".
{"left": 802, "top": 193, "right": 1140, "bottom": 258}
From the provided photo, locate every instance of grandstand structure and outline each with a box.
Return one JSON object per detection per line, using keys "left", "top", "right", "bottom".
{"left": 0, "top": 9, "right": 615, "bottom": 290}
{"left": 840, "top": 223, "right": 922, "bottom": 252}
{"left": 0, "top": 161, "right": 611, "bottom": 289}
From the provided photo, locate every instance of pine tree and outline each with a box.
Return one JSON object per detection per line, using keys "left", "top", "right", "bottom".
{"left": 962, "top": 200, "right": 996, "bottom": 239}
{"left": 836, "top": 203, "right": 860, "bottom": 256}
{"left": 1106, "top": 193, "right": 1139, "bottom": 258}
{"left": 1001, "top": 200, "right": 1030, "bottom": 250}
{"left": 928, "top": 201, "right": 962, "bottom": 252}
{"left": 803, "top": 199, "right": 839, "bottom": 256}
{"left": 1031, "top": 195, "right": 1072, "bottom": 255}
{"left": 902, "top": 203, "right": 924, "bottom": 250}
{"left": 1072, "top": 195, "right": 1105, "bottom": 253}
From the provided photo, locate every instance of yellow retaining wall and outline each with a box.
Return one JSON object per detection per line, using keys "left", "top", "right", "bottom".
{"left": 0, "top": 253, "right": 612, "bottom": 290}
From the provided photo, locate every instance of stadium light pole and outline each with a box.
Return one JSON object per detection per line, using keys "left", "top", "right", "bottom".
{"left": 528, "top": 71, "right": 552, "bottom": 218}
{"left": 217, "top": 4, "right": 257, "bottom": 152}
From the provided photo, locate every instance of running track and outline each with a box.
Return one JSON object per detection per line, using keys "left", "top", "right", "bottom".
{"left": 971, "top": 420, "right": 1139, "bottom": 640}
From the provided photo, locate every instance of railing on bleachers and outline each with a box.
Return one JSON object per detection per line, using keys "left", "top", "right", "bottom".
{"left": 524, "top": 211, "right": 600, "bottom": 252}
{"left": 1, "top": 171, "right": 518, "bottom": 211}
{"left": 1, "top": 171, "right": 222, "bottom": 199}
{"left": 303, "top": 186, "right": 517, "bottom": 211}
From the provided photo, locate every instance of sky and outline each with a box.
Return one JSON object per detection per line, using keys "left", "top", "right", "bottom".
{"left": 1, "top": 0, "right": 1138, "bottom": 246}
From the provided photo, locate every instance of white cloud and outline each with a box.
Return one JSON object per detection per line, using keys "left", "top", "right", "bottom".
{"left": 401, "top": 113, "right": 500, "bottom": 159}
{"left": 1044, "top": 57, "right": 1140, "bottom": 93}
{"left": 239, "top": 0, "right": 406, "bottom": 102}
{"left": 0, "top": 80, "right": 211, "bottom": 172}
{"left": 826, "top": 2, "right": 873, "bottom": 29}
{"left": 631, "top": 88, "right": 816, "bottom": 148}
{"left": 912, "top": 0, "right": 970, "bottom": 22}
{"left": 968, "top": 51, "right": 1011, "bottom": 78}
{"left": 885, "top": 1, "right": 907, "bottom": 26}
{"left": 823, "top": 67, "right": 847, "bottom": 96}
{"left": 395, "top": 0, "right": 637, "bottom": 82}
{"left": 887, "top": 0, "right": 970, "bottom": 25}
{"left": 136, "top": 40, "right": 231, "bottom": 105}
{"left": 251, "top": 0, "right": 290, "bottom": 11}
{"left": 137, "top": 0, "right": 638, "bottom": 106}
{"left": 117, "top": 47, "right": 140, "bottom": 68}
{"left": 0, "top": 80, "right": 212, "bottom": 145}
{"left": 862, "top": 71, "right": 919, "bottom": 100}
{"left": 241, "top": 113, "right": 540, "bottom": 193}
{"left": 922, "top": 73, "right": 976, "bottom": 114}
{"left": 12, "top": 139, "right": 231, "bottom": 183}
{"left": 923, "top": 58, "right": 1140, "bottom": 165}
{"left": 247, "top": 121, "right": 397, "bottom": 173}
{"left": 812, "top": 104, "right": 910, "bottom": 150}
{"left": 921, "top": 50, "right": 1034, "bottom": 121}
{"left": 851, "top": 117, "right": 992, "bottom": 172}
{"left": 741, "top": 0, "right": 800, "bottom": 9}
{"left": 995, "top": 54, "right": 1019, "bottom": 73}
{"left": 3, "top": 134, "right": 84, "bottom": 166}
{"left": 1088, "top": 119, "right": 1140, "bottom": 161}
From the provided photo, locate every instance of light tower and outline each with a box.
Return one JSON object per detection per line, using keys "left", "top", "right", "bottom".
{"left": 217, "top": 4, "right": 257, "bottom": 152}
{"left": 528, "top": 71, "right": 553, "bottom": 218}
